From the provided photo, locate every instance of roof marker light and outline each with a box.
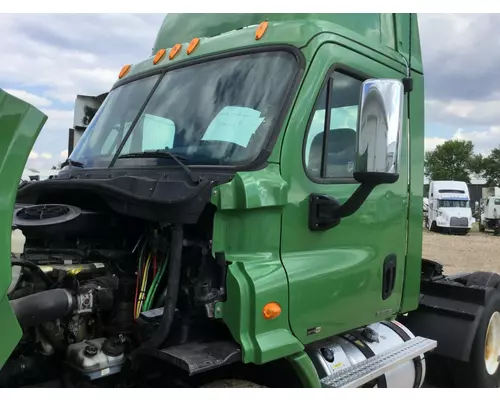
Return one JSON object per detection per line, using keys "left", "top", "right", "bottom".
{"left": 169, "top": 44, "right": 182, "bottom": 60}
{"left": 255, "top": 21, "right": 268, "bottom": 40}
{"left": 187, "top": 38, "right": 200, "bottom": 55}
{"left": 153, "top": 49, "right": 166, "bottom": 65}
{"left": 118, "top": 64, "right": 131, "bottom": 79}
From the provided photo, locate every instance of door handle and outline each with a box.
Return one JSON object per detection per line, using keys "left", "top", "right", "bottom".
{"left": 382, "top": 254, "right": 397, "bottom": 300}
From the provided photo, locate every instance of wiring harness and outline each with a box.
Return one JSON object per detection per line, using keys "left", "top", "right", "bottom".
{"left": 133, "top": 231, "right": 170, "bottom": 319}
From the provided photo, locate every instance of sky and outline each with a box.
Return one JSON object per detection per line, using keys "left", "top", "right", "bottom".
{"left": 1, "top": 13, "right": 499, "bottom": 171}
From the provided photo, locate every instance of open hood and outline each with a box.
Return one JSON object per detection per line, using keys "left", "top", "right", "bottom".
{"left": 0, "top": 89, "right": 47, "bottom": 369}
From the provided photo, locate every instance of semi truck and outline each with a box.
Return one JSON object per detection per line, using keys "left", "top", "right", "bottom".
{"left": 426, "top": 180, "right": 474, "bottom": 235}
{"left": 1, "top": 13, "right": 500, "bottom": 388}
{"left": 479, "top": 187, "right": 500, "bottom": 234}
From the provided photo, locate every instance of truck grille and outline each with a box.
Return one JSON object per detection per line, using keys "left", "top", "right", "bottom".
{"left": 450, "top": 217, "right": 468, "bottom": 227}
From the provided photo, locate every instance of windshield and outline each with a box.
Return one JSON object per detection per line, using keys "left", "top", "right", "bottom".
{"left": 438, "top": 199, "right": 470, "bottom": 208}
{"left": 69, "top": 51, "right": 299, "bottom": 169}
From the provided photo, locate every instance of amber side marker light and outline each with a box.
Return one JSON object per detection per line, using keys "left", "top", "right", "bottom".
{"left": 153, "top": 49, "right": 166, "bottom": 65}
{"left": 118, "top": 64, "right": 131, "bottom": 79}
{"left": 187, "top": 38, "right": 200, "bottom": 55}
{"left": 263, "top": 302, "right": 281, "bottom": 320}
{"left": 169, "top": 44, "right": 182, "bottom": 60}
{"left": 255, "top": 21, "right": 268, "bottom": 40}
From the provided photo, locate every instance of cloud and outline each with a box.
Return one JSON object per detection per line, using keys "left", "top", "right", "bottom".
{"left": 0, "top": 13, "right": 164, "bottom": 171}
{"left": 420, "top": 14, "right": 500, "bottom": 103}
{"left": 3, "top": 89, "right": 52, "bottom": 108}
{"left": 0, "top": 14, "right": 164, "bottom": 104}
{"left": 454, "top": 126, "right": 500, "bottom": 155}
{"left": 426, "top": 98, "right": 500, "bottom": 127}
{"left": 416, "top": 14, "right": 500, "bottom": 156}
{"left": 425, "top": 126, "right": 500, "bottom": 156}
{"left": 424, "top": 137, "right": 447, "bottom": 152}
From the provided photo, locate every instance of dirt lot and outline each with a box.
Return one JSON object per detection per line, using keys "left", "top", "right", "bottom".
{"left": 422, "top": 227, "right": 500, "bottom": 275}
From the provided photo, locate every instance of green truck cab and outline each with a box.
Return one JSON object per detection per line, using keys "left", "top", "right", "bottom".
{"left": 1, "top": 13, "right": 499, "bottom": 388}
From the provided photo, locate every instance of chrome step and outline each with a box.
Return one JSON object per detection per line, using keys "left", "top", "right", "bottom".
{"left": 320, "top": 336, "right": 437, "bottom": 388}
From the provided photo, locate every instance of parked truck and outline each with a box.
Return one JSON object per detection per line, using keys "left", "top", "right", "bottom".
{"left": 479, "top": 187, "right": 500, "bottom": 234}
{"left": 425, "top": 180, "right": 474, "bottom": 235}
{"left": 1, "top": 13, "right": 500, "bottom": 389}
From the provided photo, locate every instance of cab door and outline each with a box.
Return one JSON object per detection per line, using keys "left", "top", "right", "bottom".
{"left": 280, "top": 43, "right": 408, "bottom": 343}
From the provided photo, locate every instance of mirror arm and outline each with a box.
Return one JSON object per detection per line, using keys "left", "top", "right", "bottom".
{"left": 335, "top": 182, "right": 377, "bottom": 219}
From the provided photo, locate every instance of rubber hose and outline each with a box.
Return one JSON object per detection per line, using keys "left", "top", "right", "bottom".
{"left": 11, "top": 258, "right": 54, "bottom": 288}
{"left": 141, "top": 225, "right": 183, "bottom": 349}
{"left": 10, "top": 289, "right": 74, "bottom": 330}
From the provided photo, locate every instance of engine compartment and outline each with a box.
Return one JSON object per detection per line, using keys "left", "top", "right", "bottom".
{"left": 3, "top": 199, "right": 231, "bottom": 388}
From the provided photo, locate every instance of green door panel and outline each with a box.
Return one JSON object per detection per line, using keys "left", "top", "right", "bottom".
{"left": 0, "top": 89, "right": 47, "bottom": 368}
{"left": 279, "top": 43, "right": 408, "bottom": 344}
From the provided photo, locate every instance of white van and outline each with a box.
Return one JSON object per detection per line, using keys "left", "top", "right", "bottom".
{"left": 426, "top": 180, "right": 474, "bottom": 235}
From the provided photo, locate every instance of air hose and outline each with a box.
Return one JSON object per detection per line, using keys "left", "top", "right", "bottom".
{"left": 11, "top": 258, "right": 54, "bottom": 288}
{"left": 10, "top": 288, "right": 74, "bottom": 330}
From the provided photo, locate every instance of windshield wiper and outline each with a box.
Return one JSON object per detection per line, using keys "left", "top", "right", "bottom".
{"left": 60, "top": 158, "right": 84, "bottom": 168}
{"left": 118, "top": 149, "right": 201, "bottom": 184}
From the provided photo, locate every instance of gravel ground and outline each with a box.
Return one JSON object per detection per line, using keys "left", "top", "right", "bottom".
{"left": 422, "top": 227, "right": 500, "bottom": 275}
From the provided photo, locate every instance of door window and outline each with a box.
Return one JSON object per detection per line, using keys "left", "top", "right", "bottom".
{"left": 304, "top": 71, "right": 363, "bottom": 181}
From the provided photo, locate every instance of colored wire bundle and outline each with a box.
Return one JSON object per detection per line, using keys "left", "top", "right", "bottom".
{"left": 133, "top": 237, "right": 170, "bottom": 320}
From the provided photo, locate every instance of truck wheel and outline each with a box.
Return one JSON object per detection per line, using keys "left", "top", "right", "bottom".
{"left": 430, "top": 221, "right": 437, "bottom": 232}
{"left": 200, "top": 379, "right": 266, "bottom": 388}
{"left": 466, "top": 272, "right": 500, "bottom": 289}
{"left": 455, "top": 289, "right": 500, "bottom": 387}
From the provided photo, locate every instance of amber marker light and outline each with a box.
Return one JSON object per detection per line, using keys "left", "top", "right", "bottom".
{"left": 118, "top": 64, "right": 131, "bottom": 79}
{"left": 153, "top": 49, "right": 166, "bottom": 65}
{"left": 262, "top": 302, "right": 281, "bottom": 320}
{"left": 169, "top": 44, "right": 182, "bottom": 60}
{"left": 255, "top": 21, "right": 268, "bottom": 40}
{"left": 187, "top": 38, "right": 200, "bottom": 55}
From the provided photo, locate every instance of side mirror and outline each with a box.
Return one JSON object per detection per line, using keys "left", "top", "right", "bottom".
{"left": 354, "top": 79, "right": 404, "bottom": 185}
{"left": 308, "top": 78, "right": 405, "bottom": 231}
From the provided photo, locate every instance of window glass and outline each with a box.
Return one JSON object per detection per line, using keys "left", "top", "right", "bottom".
{"left": 304, "top": 71, "right": 362, "bottom": 179}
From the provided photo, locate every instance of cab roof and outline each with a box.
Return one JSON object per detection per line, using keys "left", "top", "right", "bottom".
{"left": 152, "top": 13, "right": 422, "bottom": 73}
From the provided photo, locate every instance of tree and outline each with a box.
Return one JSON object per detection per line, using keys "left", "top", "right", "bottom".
{"left": 482, "top": 147, "right": 500, "bottom": 186}
{"left": 424, "top": 139, "right": 479, "bottom": 183}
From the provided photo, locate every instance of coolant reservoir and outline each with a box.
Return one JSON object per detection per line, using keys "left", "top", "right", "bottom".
{"left": 9, "top": 229, "right": 26, "bottom": 295}
{"left": 11, "top": 228, "right": 25, "bottom": 258}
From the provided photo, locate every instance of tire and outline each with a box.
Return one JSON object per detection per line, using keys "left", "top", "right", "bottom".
{"left": 430, "top": 221, "right": 437, "bottom": 232}
{"left": 453, "top": 289, "right": 500, "bottom": 387}
{"left": 466, "top": 272, "right": 500, "bottom": 290}
{"left": 200, "top": 379, "right": 266, "bottom": 388}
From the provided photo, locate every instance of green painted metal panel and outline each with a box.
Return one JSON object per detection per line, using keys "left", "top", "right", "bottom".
{"left": 211, "top": 164, "right": 303, "bottom": 364}
{"left": 278, "top": 42, "right": 409, "bottom": 343}
{"left": 0, "top": 89, "right": 47, "bottom": 368}
{"left": 153, "top": 13, "right": 393, "bottom": 54}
